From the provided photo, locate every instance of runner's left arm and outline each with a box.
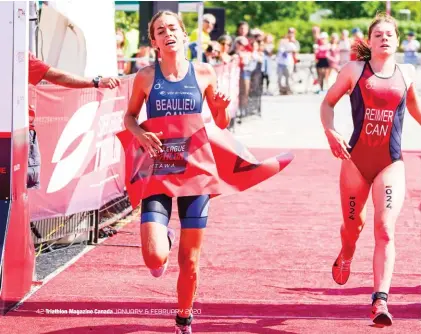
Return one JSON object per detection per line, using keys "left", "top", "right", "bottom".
{"left": 406, "top": 65, "right": 421, "bottom": 125}
{"left": 203, "top": 63, "right": 231, "bottom": 129}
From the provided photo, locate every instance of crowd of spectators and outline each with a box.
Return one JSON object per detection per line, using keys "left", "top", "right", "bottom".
{"left": 115, "top": 14, "right": 421, "bottom": 98}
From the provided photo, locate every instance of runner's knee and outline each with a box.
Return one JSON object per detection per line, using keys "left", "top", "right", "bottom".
{"left": 144, "top": 253, "right": 167, "bottom": 269}
{"left": 179, "top": 252, "right": 200, "bottom": 276}
{"left": 374, "top": 222, "right": 395, "bottom": 244}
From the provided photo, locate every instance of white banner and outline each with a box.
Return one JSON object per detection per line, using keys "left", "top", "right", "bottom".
{"left": 0, "top": 2, "right": 14, "bottom": 134}
{"left": 13, "top": 1, "right": 29, "bottom": 131}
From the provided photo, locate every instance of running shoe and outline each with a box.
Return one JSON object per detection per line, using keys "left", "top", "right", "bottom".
{"left": 150, "top": 227, "right": 175, "bottom": 278}
{"left": 175, "top": 314, "right": 193, "bottom": 333}
{"left": 371, "top": 299, "right": 393, "bottom": 326}
{"left": 175, "top": 324, "right": 192, "bottom": 334}
{"left": 332, "top": 251, "right": 353, "bottom": 285}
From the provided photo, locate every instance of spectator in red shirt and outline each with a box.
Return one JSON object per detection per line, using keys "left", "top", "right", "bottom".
{"left": 27, "top": 51, "right": 120, "bottom": 189}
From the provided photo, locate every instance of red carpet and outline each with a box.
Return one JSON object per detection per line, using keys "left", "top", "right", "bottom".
{"left": 3, "top": 149, "right": 421, "bottom": 333}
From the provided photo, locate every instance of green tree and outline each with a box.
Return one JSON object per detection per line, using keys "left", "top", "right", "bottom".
{"left": 315, "top": 1, "right": 382, "bottom": 19}
{"left": 361, "top": 1, "right": 386, "bottom": 17}
{"left": 115, "top": 11, "right": 139, "bottom": 31}
{"left": 316, "top": 1, "right": 421, "bottom": 20}
{"left": 392, "top": 1, "right": 421, "bottom": 22}
{"left": 205, "top": 1, "right": 319, "bottom": 28}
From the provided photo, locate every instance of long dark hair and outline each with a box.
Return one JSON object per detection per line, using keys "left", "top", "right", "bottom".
{"left": 353, "top": 12, "right": 399, "bottom": 61}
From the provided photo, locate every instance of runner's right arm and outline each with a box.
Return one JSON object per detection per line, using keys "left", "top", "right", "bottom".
{"left": 320, "top": 62, "right": 354, "bottom": 131}
{"left": 124, "top": 67, "right": 163, "bottom": 157}
{"left": 320, "top": 62, "right": 357, "bottom": 159}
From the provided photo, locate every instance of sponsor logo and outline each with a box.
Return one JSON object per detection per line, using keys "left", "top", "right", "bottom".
{"left": 47, "top": 102, "right": 124, "bottom": 194}
{"left": 154, "top": 79, "right": 165, "bottom": 90}
{"left": 365, "top": 80, "right": 375, "bottom": 90}
{"left": 47, "top": 102, "right": 99, "bottom": 193}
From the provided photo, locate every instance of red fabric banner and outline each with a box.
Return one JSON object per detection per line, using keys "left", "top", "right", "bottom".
{"left": 28, "top": 78, "right": 134, "bottom": 221}
{"left": 25, "top": 62, "right": 280, "bottom": 221}
{"left": 117, "top": 114, "right": 294, "bottom": 209}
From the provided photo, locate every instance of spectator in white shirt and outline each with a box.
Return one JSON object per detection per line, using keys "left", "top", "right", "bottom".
{"left": 338, "top": 29, "right": 351, "bottom": 67}
{"left": 402, "top": 31, "right": 420, "bottom": 66}
{"left": 277, "top": 28, "right": 299, "bottom": 95}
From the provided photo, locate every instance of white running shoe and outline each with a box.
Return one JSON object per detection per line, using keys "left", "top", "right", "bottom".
{"left": 150, "top": 227, "right": 176, "bottom": 278}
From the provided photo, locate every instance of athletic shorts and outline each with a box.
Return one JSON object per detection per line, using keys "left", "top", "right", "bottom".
{"left": 316, "top": 58, "right": 330, "bottom": 68}
{"left": 141, "top": 194, "right": 210, "bottom": 229}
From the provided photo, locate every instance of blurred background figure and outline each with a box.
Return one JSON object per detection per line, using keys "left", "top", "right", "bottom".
{"left": 314, "top": 31, "right": 330, "bottom": 93}
{"left": 234, "top": 21, "right": 252, "bottom": 52}
{"left": 338, "top": 29, "right": 351, "bottom": 67}
{"left": 126, "top": 46, "right": 154, "bottom": 74}
{"left": 116, "top": 28, "right": 127, "bottom": 76}
{"left": 188, "top": 13, "right": 216, "bottom": 61}
{"left": 327, "top": 33, "right": 340, "bottom": 75}
{"left": 402, "top": 31, "right": 420, "bottom": 66}
{"left": 312, "top": 25, "right": 321, "bottom": 46}
{"left": 217, "top": 35, "right": 233, "bottom": 64}
{"left": 204, "top": 41, "right": 222, "bottom": 65}
{"left": 277, "top": 28, "right": 300, "bottom": 95}
{"left": 350, "top": 27, "right": 364, "bottom": 61}
{"left": 264, "top": 34, "right": 275, "bottom": 56}
{"left": 233, "top": 36, "right": 252, "bottom": 116}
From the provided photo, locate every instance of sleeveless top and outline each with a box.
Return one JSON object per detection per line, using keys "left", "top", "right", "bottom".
{"left": 348, "top": 62, "right": 407, "bottom": 162}
{"left": 146, "top": 61, "right": 203, "bottom": 119}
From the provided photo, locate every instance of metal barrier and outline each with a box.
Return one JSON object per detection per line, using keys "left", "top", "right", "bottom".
{"left": 31, "top": 211, "right": 94, "bottom": 245}
{"left": 31, "top": 194, "right": 132, "bottom": 252}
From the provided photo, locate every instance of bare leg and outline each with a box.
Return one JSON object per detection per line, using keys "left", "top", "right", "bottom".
{"left": 177, "top": 228, "right": 205, "bottom": 318}
{"left": 332, "top": 159, "right": 370, "bottom": 285}
{"left": 372, "top": 161, "right": 405, "bottom": 294}
{"left": 141, "top": 222, "right": 170, "bottom": 269}
{"left": 339, "top": 159, "right": 371, "bottom": 259}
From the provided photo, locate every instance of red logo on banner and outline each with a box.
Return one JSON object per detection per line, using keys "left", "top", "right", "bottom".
{"left": 47, "top": 102, "right": 99, "bottom": 194}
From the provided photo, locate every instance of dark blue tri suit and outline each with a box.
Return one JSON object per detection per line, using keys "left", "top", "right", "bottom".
{"left": 140, "top": 61, "right": 210, "bottom": 229}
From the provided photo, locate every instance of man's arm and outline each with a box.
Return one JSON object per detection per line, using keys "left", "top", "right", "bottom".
{"left": 43, "top": 67, "right": 120, "bottom": 89}
{"left": 29, "top": 51, "right": 120, "bottom": 89}
{"left": 43, "top": 67, "right": 94, "bottom": 88}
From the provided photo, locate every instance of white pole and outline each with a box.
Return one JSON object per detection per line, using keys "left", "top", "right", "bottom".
{"left": 28, "top": 1, "right": 37, "bottom": 53}
{"left": 386, "top": 0, "right": 391, "bottom": 15}
{"left": 197, "top": 2, "right": 204, "bottom": 62}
